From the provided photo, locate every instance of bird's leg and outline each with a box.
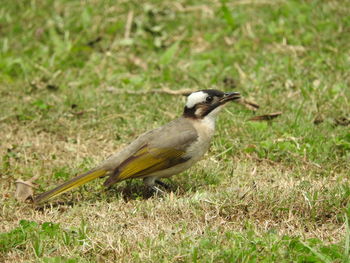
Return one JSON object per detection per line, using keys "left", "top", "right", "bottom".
{"left": 144, "top": 177, "right": 166, "bottom": 196}
{"left": 155, "top": 179, "right": 170, "bottom": 190}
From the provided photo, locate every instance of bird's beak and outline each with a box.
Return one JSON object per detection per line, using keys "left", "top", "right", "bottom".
{"left": 219, "top": 92, "right": 241, "bottom": 104}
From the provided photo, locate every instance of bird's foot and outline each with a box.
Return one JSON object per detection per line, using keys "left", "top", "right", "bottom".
{"left": 144, "top": 178, "right": 170, "bottom": 197}
{"left": 149, "top": 185, "right": 166, "bottom": 196}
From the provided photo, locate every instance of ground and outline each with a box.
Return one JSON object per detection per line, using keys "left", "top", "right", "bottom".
{"left": 1, "top": 0, "right": 350, "bottom": 262}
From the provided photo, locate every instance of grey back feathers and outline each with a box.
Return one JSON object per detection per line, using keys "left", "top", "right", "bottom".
{"left": 99, "top": 117, "right": 198, "bottom": 172}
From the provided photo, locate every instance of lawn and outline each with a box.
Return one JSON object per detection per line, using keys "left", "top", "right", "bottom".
{"left": 1, "top": 0, "right": 350, "bottom": 262}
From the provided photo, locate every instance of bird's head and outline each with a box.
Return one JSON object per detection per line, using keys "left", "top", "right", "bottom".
{"left": 183, "top": 89, "right": 240, "bottom": 119}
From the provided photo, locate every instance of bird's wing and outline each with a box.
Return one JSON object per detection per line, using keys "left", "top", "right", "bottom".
{"left": 103, "top": 145, "right": 189, "bottom": 186}
{"left": 103, "top": 118, "right": 198, "bottom": 186}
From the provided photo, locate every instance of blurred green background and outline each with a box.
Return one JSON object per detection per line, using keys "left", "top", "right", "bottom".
{"left": 1, "top": 0, "right": 350, "bottom": 262}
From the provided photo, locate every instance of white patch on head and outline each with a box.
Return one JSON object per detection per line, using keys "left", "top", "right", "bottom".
{"left": 186, "top": 91, "right": 207, "bottom": 108}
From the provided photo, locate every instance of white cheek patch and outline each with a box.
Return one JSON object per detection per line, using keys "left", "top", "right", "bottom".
{"left": 186, "top": 91, "right": 207, "bottom": 108}
{"left": 194, "top": 107, "right": 205, "bottom": 116}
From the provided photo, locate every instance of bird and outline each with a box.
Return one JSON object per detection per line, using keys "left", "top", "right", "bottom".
{"left": 34, "top": 89, "right": 240, "bottom": 203}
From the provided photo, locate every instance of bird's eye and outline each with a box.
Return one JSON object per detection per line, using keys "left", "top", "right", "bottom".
{"left": 206, "top": 96, "right": 213, "bottom": 103}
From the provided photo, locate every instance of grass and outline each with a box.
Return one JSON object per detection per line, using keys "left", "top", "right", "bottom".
{"left": 1, "top": 0, "right": 350, "bottom": 262}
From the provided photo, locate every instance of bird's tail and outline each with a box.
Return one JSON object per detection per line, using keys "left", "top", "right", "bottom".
{"left": 34, "top": 169, "right": 107, "bottom": 204}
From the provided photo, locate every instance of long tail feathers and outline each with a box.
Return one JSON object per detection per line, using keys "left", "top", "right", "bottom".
{"left": 34, "top": 169, "right": 107, "bottom": 204}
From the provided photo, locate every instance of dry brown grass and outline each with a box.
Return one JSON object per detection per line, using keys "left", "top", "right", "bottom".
{"left": 1, "top": 123, "right": 347, "bottom": 262}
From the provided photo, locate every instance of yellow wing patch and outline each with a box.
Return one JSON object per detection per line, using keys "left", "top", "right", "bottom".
{"left": 104, "top": 146, "right": 188, "bottom": 186}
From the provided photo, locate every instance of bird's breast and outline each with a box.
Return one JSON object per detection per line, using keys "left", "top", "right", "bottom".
{"left": 185, "top": 118, "right": 215, "bottom": 160}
